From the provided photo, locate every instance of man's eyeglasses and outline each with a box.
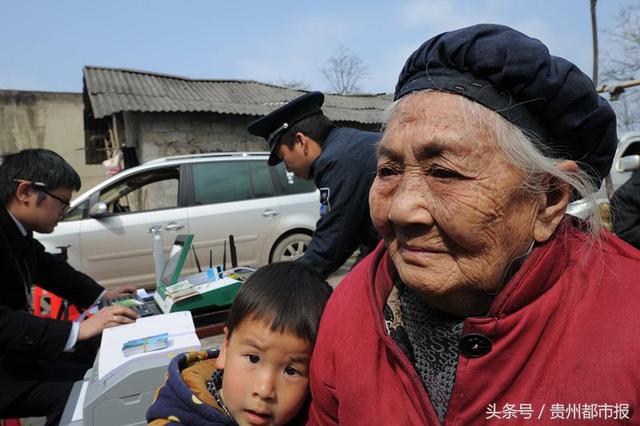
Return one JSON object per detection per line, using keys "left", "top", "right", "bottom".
{"left": 13, "top": 179, "right": 71, "bottom": 212}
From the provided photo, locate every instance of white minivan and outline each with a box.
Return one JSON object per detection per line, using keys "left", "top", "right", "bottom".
{"left": 567, "top": 130, "right": 640, "bottom": 218}
{"left": 36, "top": 153, "right": 320, "bottom": 289}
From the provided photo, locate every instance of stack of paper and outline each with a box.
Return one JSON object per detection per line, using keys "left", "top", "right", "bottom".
{"left": 165, "top": 280, "right": 198, "bottom": 302}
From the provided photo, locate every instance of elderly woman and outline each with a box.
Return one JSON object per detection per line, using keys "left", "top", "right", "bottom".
{"left": 308, "top": 25, "right": 640, "bottom": 425}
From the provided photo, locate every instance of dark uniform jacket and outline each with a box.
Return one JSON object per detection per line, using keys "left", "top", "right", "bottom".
{"left": 0, "top": 207, "right": 103, "bottom": 408}
{"left": 611, "top": 171, "right": 640, "bottom": 249}
{"left": 300, "top": 127, "right": 380, "bottom": 277}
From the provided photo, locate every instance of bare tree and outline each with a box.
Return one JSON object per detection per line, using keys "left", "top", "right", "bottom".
{"left": 602, "top": 4, "right": 640, "bottom": 81}
{"left": 322, "top": 46, "right": 369, "bottom": 94}
{"left": 601, "top": 2, "right": 640, "bottom": 132}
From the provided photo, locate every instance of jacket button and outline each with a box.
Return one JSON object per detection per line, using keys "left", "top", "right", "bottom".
{"left": 23, "top": 336, "right": 36, "bottom": 346}
{"left": 460, "top": 333, "right": 492, "bottom": 358}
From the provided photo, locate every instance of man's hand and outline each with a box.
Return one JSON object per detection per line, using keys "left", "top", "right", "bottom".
{"left": 104, "top": 285, "right": 137, "bottom": 301}
{"left": 77, "top": 305, "right": 138, "bottom": 341}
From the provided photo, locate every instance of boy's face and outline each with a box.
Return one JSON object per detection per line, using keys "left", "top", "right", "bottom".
{"left": 216, "top": 318, "right": 313, "bottom": 426}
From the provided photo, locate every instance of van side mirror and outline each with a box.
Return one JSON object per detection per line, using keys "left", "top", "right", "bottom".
{"left": 615, "top": 155, "right": 640, "bottom": 172}
{"left": 89, "top": 202, "right": 108, "bottom": 218}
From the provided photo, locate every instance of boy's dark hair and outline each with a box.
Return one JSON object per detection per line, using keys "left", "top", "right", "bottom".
{"left": 0, "top": 149, "right": 81, "bottom": 206}
{"left": 226, "top": 261, "right": 333, "bottom": 344}
{"left": 280, "top": 113, "right": 336, "bottom": 150}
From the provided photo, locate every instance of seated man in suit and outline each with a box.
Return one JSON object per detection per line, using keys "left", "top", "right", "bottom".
{"left": 0, "top": 149, "right": 139, "bottom": 426}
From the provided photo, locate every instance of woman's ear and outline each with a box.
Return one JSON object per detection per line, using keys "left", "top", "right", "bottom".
{"left": 533, "top": 160, "right": 578, "bottom": 242}
{"left": 216, "top": 326, "right": 230, "bottom": 370}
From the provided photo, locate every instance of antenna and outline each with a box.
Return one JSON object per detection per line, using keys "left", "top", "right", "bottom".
{"left": 192, "top": 246, "right": 202, "bottom": 273}
{"left": 229, "top": 235, "right": 238, "bottom": 268}
{"left": 223, "top": 240, "right": 227, "bottom": 271}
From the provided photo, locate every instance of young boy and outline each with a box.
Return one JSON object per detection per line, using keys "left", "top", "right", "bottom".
{"left": 146, "top": 261, "right": 333, "bottom": 426}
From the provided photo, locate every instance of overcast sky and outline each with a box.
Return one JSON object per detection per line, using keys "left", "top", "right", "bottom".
{"left": 0, "top": 0, "right": 632, "bottom": 94}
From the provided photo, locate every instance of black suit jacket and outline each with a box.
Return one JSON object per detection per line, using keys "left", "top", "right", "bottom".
{"left": 611, "top": 171, "right": 640, "bottom": 249}
{"left": 0, "top": 207, "right": 103, "bottom": 408}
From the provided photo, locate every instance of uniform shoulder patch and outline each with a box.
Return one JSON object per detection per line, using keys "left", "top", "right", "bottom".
{"left": 319, "top": 187, "right": 331, "bottom": 217}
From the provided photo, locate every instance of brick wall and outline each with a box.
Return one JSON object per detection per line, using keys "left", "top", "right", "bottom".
{"left": 130, "top": 112, "right": 267, "bottom": 162}
{"left": 131, "top": 112, "right": 381, "bottom": 163}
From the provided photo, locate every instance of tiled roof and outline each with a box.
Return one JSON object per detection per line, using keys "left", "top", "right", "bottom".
{"left": 83, "top": 66, "right": 392, "bottom": 124}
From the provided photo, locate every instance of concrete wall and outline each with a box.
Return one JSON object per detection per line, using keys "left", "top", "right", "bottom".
{"left": 0, "top": 90, "right": 107, "bottom": 192}
{"left": 128, "top": 112, "right": 268, "bottom": 163}
{"left": 128, "top": 112, "right": 381, "bottom": 163}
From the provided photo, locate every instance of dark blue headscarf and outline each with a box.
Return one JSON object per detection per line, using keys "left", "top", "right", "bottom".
{"left": 395, "top": 24, "right": 617, "bottom": 185}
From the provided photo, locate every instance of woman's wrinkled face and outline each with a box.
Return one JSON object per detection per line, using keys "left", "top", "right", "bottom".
{"left": 370, "top": 91, "right": 541, "bottom": 307}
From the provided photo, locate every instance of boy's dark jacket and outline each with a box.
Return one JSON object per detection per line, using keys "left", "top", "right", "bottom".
{"left": 147, "top": 349, "right": 237, "bottom": 426}
{"left": 0, "top": 207, "right": 103, "bottom": 408}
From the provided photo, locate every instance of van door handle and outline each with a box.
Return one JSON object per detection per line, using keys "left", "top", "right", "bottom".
{"left": 262, "top": 209, "right": 280, "bottom": 217}
{"left": 164, "top": 222, "right": 185, "bottom": 231}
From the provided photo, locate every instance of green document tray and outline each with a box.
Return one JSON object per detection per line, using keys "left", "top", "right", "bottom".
{"left": 154, "top": 277, "right": 241, "bottom": 314}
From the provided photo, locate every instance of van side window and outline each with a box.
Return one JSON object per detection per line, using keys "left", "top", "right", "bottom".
{"left": 248, "top": 160, "right": 277, "bottom": 198}
{"left": 273, "top": 163, "right": 316, "bottom": 195}
{"left": 193, "top": 162, "right": 252, "bottom": 204}
{"left": 98, "top": 167, "right": 180, "bottom": 214}
{"left": 62, "top": 200, "right": 88, "bottom": 221}
{"left": 622, "top": 142, "right": 640, "bottom": 157}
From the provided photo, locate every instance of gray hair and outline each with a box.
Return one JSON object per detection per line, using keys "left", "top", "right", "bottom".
{"left": 383, "top": 91, "right": 603, "bottom": 235}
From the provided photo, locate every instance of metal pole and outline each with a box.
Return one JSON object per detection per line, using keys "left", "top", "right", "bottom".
{"left": 590, "top": 0, "right": 614, "bottom": 206}
{"left": 149, "top": 225, "right": 165, "bottom": 284}
{"left": 590, "top": 0, "right": 599, "bottom": 86}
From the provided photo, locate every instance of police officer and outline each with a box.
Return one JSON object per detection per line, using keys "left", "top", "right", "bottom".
{"left": 248, "top": 92, "right": 380, "bottom": 278}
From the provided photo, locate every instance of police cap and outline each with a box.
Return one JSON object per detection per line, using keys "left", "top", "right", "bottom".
{"left": 248, "top": 91, "right": 325, "bottom": 166}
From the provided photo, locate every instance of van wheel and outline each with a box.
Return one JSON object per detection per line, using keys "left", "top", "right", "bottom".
{"left": 270, "top": 233, "right": 312, "bottom": 262}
